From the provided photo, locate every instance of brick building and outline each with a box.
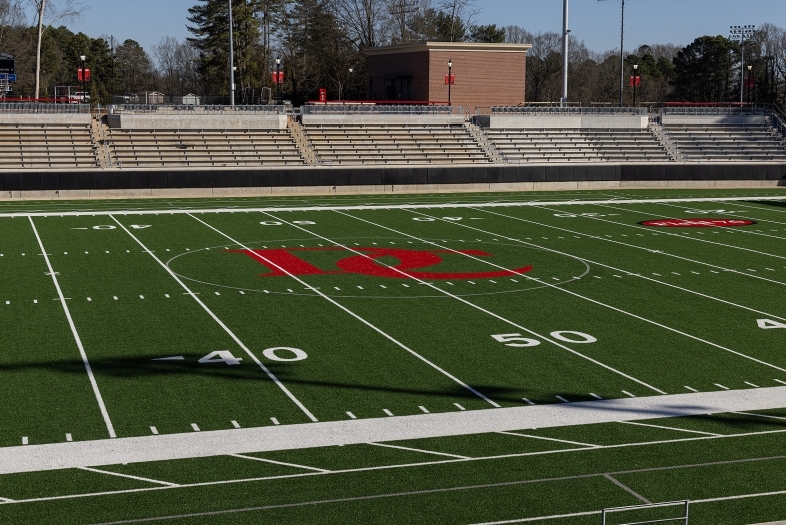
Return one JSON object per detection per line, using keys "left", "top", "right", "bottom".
{"left": 365, "top": 42, "right": 532, "bottom": 111}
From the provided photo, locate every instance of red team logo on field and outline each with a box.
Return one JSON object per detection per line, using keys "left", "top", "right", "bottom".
{"left": 639, "top": 218, "right": 756, "bottom": 228}
{"left": 228, "top": 247, "right": 533, "bottom": 280}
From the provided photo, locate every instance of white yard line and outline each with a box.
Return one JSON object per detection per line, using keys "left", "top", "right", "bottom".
{"left": 367, "top": 442, "right": 470, "bottom": 459}
{"left": 498, "top": 431, "right": 599, "bottom": 448}
{"left": 267, "top": 210, "right": 664, "bottom": 396}
{"left": 108, "top": 215, "right": 318, "bottom": 423}
{"left": 1, "top": 387, "right": 785, "bottom": 475}
{"left": 186, "top": 213, "right": 499, "bottom": 408}
{"left": 479, "top": 206, "right": 786, "bottom": 289}
{"left": 619, "top": 421, "right": 722, "bottom": 436}
{"left": 472, "top": 207, "right": 786, "bottom": 322}
{"left": 28, "top": 217, "right": 116, "bottom": 439}
{"left": 229, "top": 454, "right": 330, "bottom": 473}
{"left": 589, "top": 203, "right": 786, "bottom": 261}
{"left": 79, "top": 467, "right": 178, "bottom": 487}
{"left": 1, "top": 196, "right": 785, "bottom": 219}
{"left": 342, "top": 208, "right": 786, "bottom": 377}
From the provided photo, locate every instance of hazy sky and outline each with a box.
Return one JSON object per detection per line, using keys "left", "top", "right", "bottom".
{"left": 57, "top": 0, "right": 786, "bottom": 56}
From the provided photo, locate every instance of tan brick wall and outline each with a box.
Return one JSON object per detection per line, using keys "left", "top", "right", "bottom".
{"left": 367, "top": 49, "right": 526, "bottom": 110}
{"left": 428, "top": 51, "right": 526, "bottom": 112}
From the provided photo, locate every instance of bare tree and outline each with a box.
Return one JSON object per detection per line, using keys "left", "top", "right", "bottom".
{"left": 0, "top": 0, "right": 25, "bottom": 50}
{"left": 437, "top": 0, "right": 477, "bottom": 42}
{"left": 25, "top": 0, "right": 87, "bottom": 99}
{"left": 331, "top": 0, "right": 387, "bottom": 49}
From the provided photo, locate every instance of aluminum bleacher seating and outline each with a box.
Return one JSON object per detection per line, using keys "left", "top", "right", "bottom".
{"left": 0, "top": 123, "right": 98, "bottom": 169}
{"left": 302, "top": 123, "right": 491, "bottom": 165}
{"left": 663, "top": 122, "right": 786, "bottom": 162}
{"left": 105, "top": 128, "right": 305, "bottom": 168}
{"left": 485, "top": 128, "right": 672, "bottom": 163}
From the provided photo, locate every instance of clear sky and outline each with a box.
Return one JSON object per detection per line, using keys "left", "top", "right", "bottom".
{"left": 55, "top": 0, "right": 786, "bottom": 56}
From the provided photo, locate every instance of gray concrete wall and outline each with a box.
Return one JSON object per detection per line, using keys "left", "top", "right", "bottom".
{"left": 0, "top": 113, "right": 92, "bottom": 125}
{"left": 661, "top": 115, "right": 769, "bottom": 125}
{"left": 300, "top": 114, "right": 465, "bottom": 126}
{"left": 490, "top": 114, "right": 648, "bottom": 129}
{"left": 107, "top": 113, "right": 287, "bottom": 130}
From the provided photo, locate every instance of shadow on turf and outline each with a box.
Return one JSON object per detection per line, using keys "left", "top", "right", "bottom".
{"left": 748, "top": 199, "right": 786, "bottom": 207}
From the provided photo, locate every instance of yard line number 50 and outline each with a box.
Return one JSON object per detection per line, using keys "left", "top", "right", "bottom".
{"left": 492, "top": 331, "right": 597, "bottom": 347}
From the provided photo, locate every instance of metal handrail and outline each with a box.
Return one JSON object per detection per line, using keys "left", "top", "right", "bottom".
{"left": 491, "top": 106, "right": 647, "bottom": 116}
{"left": 661, "top": 104, "right": 769, "bottom": 116}
{"left": 112, "top": 104, "right": 286, "bottom": 115}
{"left": 301, "top": 104, "right": 460, "bottom": 116}
{"left": 0, "top": 102, "right": 90, "bottom": 114}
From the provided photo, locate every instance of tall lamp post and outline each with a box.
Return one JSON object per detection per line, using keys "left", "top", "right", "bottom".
{"left": 79, "top": 54, "right": 86, "bottom": 104}
{"left": 447, "top": 59, "right": 453, "bottom": 106}
{"left": 730, "top": 25, "right": 755, "bottom": 105}
{"left": 228, "top": 0, "right": 235, "bottom": 106}
{"left": 275, "top": 57, "right": 281, "bottom": 104}
{"left": 632, "top": 64, "right": 639, "bottom": 107}
{"left": 747, "top": 65, "right": 753, "bottom": 104}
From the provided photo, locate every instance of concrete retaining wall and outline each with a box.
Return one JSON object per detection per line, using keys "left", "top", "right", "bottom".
{"left": 490, "top": 115, "right": 648, "bottom": 130}
{"left": 106, "top": 113, "right": 287, "bottom": 130}
{"left": 0, "top": 163, "right": 782, "bottom": 195}
{"left": 0, "top": 113, "right": 92, "bottom": 125}
{"left": 300, "top": 114, "right": 465, "bottom": 126}
{"left": 661, "top": 115, "right": 769, "bottom": 126}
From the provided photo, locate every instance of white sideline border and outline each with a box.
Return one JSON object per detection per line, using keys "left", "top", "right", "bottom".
{"left": 1, "top": 387, "right": 785, "bottom": 475}
{"left": 0, "top": 195, "right": 784, "bottom": 218}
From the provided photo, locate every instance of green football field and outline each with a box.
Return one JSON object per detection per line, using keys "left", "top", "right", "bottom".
{"left": 1, "top": 187, "right": 786, "bottom": 524}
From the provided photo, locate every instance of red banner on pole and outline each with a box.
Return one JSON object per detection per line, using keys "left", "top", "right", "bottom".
{"left": 272, "top": 71, "right": 285, "bottom": 84}
{"left": 444, "top": 74, "right": 455, "bottom": 85}
{"left": 629, "top": 76, "right": 640, "bottom": 87}
{"left": 77, "top": 68, "right": 91, "bottom": 82}
{"left": 745, "top": 77, "right": 755, "bottom": 88}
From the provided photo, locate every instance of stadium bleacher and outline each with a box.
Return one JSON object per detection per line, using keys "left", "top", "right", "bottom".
{"left": 0, "top": 122, "right": 98, "bottom": 169}
{"left": 104, "top": 128, "right": 305, "bottom": 168}
{"left": 662, "top": 122, "right": 786, "bottom": 162}
{"left": 485, "top": 128, "right": 673, "bottom": 163}
{"left": 302, "top": 123, "right": 491, "bottom": 166}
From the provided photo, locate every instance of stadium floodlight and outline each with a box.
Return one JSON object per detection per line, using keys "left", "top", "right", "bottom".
{"left": 730, "top": 25, "right": 756, "bottom": 105}
{"left": 598, "top": 0, "right": 642, "bottom": 106}
{"left": 561, "top": 0, "right": 569, "bottom": 106}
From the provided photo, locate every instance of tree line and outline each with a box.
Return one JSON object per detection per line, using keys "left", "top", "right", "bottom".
{"left": 1, "top": 0, "right": 786, "bottom": 107}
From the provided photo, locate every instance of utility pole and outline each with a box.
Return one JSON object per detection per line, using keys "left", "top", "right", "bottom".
{"left": 561, "top": 0, "right": 569, "bottom": 107}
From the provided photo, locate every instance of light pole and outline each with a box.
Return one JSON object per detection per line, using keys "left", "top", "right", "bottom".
{"left": 730, "top": 25, "right": 755, "bottom": 105}
{"left": 79, "top": 54, "right": 86, "bottom": 104}
{"left": 632, "top": 63, "right": 639, "bottom": 107}
{"left": 275, "top": 57, "right": 281, "bottom": 104}
{"left": 447, "top": 59, "right": 453, "bottom": 106}
{"left": 348, "top": 67, "right": 354, "bottom": 100}
{"left": 747, "top": 64, "right": 753, "bottom": 104}
{"left": 561, "top": 0, "right": 569, "bottom": 106}
{"left": 228, "top": 0, "right": 235, "bottom": 106}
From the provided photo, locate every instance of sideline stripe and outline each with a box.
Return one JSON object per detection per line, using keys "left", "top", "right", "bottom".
{"left": 108, "top": 215, "right": 318, "bottom": 423}
{"left": 412, "top": 208, "right": 786, "bottom": 375}
{"left": 29, "top": 217, "right": 116, "bottom": 439}
{"left": 602, "top": 473, "right": 652, "bottom": 504}
{"left": 4, "top": 386, "right": 785, "bottom": 477}
{"left": 229, "top": 454, "right": 331, "bottom": 473}
{"left": 619, "top": 421, "right": 722, "bottom": 436}
{"left": 367, "top": 442, "right": 471, "bottom": 459}
{"left": 187, "top": 213, "right": 500, "bottom": 408}
{"left": 272, "top": 210, "right": 665, "bottom": 395}
{"left": 1, "top": 196, "right": 785, "bottom": 219}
